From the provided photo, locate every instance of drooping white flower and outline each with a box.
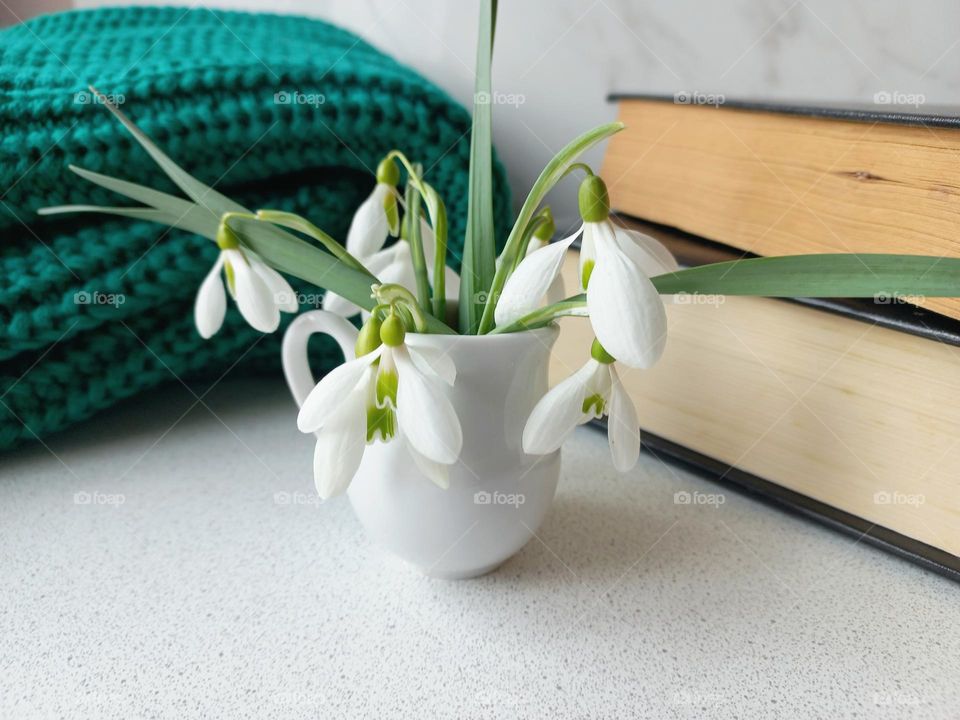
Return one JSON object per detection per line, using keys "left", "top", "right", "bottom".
{"left": 297, "top": 314, "right": 462, "bottom": 498}
{"left": 324, "top": 218, "right": 460, "bottom": 318}
{"left": 495, "top": 176, "right": 677, "bottom": 369}
{"left": 194, "top": 223, "right": 297, "bottom": 339}
{"left": 522, "top": 340, "right": 640, "bottom": 472}
{"left": 345, "top": 158, "right": 401, "bottom": 259}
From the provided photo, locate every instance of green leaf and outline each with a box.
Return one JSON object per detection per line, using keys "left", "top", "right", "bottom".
{"left": 253, "top": 209, "right": 367, "bottom": 272}
{"left": 476, "top": 121, "right": 625, "bottom": 333}
{"left": 232, "top": 217, "right": 456, "bottom": 335}
{"left": 89, "top": 86, "right": 247, "bottom": 217}
{"left": 458, "top": 0, "right": 498, "bottom": 334}
{"left": 649, "top": 254, "right": 960, "bottom": 297}
{"left": 492, "top": 253, "right": 960, "bottom": 335}
{"left": 403, "top": 165, "right": 431, "bottom": 311}
{"left": 60, "top": 165, "right": 221, "bottom": 237}
{"left": 37, "top": 204, "right": 212, "bottom": 236}
{"left": 422, "top": 184, "right": 449, "bottom": 319}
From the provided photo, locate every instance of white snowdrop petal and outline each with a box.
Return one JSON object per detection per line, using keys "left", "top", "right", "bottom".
{"left": 420, "top": 219, "right": 436, "bottom": 266}
{"left": 322, "top": 291, "right": 361, "bottom": 318}
{"left": 313, "top": 384, "right": 369, "bottom": 499}
{"left": 404, "top": 434, "right": 451, "bottom": 489}
{"left": 194, "top": 255, "right": 226, "bottom": 339}
{"left": 346, "top": 185, "right": 390, "bottom": 257}
{"left": 406, "top": 344, "right": 457, "bottom": 386}
{"left": 522, "top": 360, "right": 597, "bottom": 455}
{"left": 379, "top": 242, "right": 417, "bottom": 292}
{"left": 586, "top": 223, "right": 668, "bottom": 369}
{"left": 394, "top": 346, "right": 462, "bottom": 464}
{"left": 606, "top": 365, "right": 641, "bottom": 472}
{"left": 297, "top": 352, "right": 380, "bottom": 433}
{"left": 615, "top": 227, "right": 679, "bottom": 277}
{"left": 251, "top": 259, "right": 298, "bottom": 313}
{"left": 494, "top": 229, "right": 581, "bottom": 327}
{"left": 227, "top": 250, "right": 281, "bottom": 334}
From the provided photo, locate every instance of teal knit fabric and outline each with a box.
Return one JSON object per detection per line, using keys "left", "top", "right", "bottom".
{"left": 0, "top": 8, "right": 512, "bottom": 451}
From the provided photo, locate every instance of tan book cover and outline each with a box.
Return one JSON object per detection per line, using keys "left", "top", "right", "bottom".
{"left": 602, "top": 98, "right": 960, "bottom": 322}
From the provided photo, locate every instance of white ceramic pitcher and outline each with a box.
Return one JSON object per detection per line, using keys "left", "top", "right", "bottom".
{"left": 282, "top": 311, "right": 561, "bottom": 579}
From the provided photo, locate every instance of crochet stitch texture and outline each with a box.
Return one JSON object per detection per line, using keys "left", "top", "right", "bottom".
{"left": 0, "top": 8, "right": 511, "bottom": 451}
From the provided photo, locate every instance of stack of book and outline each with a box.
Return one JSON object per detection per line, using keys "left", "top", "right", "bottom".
{"left": 551, "top": 96, "right": 960, "bottom": 576}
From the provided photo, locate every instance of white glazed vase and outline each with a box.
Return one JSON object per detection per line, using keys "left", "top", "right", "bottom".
{"left": 282, "top": 311, "right": 561, "bottom": 579}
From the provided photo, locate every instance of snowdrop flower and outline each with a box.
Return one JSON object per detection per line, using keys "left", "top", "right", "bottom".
{"left": 495, "top": 175, "right": 677, "bottom": 369}
{"left": 523, "top": 339, "right": 640, "bottom": 472}
{"left": 323, "top": 218, "right": 460, "bottom": 317}
{"left": 522, "top": 208, "right": 565, "bottom": 306}
{"left": 194, "top": 221, "right": 298, "bottom": 339}
{"left": 346, "top": 156, "right": 401, "bottom": 259}
{"left": 297, "top": 313, "right": 463, "bottom": 498}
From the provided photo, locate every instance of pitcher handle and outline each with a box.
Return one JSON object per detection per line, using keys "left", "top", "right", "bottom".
{"left": 281, "top": 310, "right": 359, "bottom": 408}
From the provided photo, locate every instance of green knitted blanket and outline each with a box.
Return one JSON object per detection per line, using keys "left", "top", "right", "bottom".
{"left": 0, "top": 7, "right": 511, "bottom": 451}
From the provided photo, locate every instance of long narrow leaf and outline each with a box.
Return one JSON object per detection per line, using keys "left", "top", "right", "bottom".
{"left": 404, "top": 165, "right": 431, "bottom": 311}
{"left": 38, "top": 204, "right": 212, "bottom": 236}
{"left": 650, "top": 254, "right": 960, "bottom": 297}
{"left": 64, "top": 165, "right": 221, "bottom": 237}
{"left": 458, "top": 0, "right": 498, "bottom": 333}
{"left": 494, "top": 253, "right": 960, "bottom": 334}
{"left": 90, "top": 86, "right": 247, "bottom": 217}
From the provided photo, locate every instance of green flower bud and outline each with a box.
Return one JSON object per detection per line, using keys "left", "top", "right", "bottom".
{"left": 380, "top": 314, "right": 406, "bottom": 347}
{"left": 355, "top": 315, "right": 383, "bottom": 357}
{"left": 590, "top": 338, "right": 616, "bottom": 364}
{"left": 376, "top": 156, "right": 400, "bottom": 186}
{"left": 578, "top": 175, "right": 610, "bottom": 223}
{"left": 533, "top": 207, "right": 556, "bottom": 241}
{"left": 215, "top": 220, "right": 241, "bottom": 250}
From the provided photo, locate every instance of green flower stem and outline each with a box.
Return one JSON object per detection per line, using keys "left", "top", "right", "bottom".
{"left": 476, "top": 121, "right": 625, "bottom": 334}
{"left": 403, "top": 165, "right": 432, "bottom": 312}
{"left": 252, "top": 209, "right": 369, "bottom": 274}
{"left": 490, "top": 296, "right": 588, "bottom": 334}
{"left": 373, "top": 283, "right": 428, "bottom": 332}
{"left": 511, "top": 207, "right": 554, "bottom": 271}
{"left": 560, "top": 162, "right": 595, "bottom": 180}
{"left": 386, "top": 151, "right": 448, "bottom": 319}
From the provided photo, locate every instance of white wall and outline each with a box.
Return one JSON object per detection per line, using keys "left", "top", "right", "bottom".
{"left": 72, "top": 0, "right": 960, "bottom": 230}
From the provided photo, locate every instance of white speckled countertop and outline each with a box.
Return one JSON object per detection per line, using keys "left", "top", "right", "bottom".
{"left": 2, "top": 378, "right": 958, "bottom": 719}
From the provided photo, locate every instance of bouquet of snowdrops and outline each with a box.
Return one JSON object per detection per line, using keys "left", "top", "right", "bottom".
{"left": 42, "top": 1, "right": 960, "bottom": 502}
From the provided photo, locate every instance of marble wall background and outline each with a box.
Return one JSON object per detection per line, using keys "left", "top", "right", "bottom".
{"left": 63, "top": 0, "right": 960, "bottom": 227}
